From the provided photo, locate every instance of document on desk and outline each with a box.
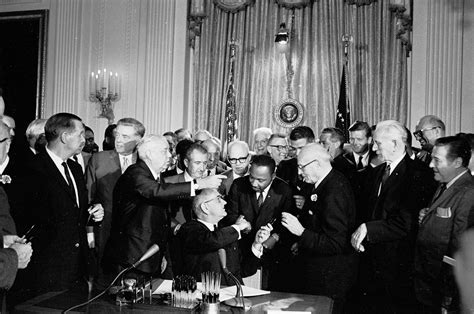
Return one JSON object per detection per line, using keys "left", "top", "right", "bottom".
{"left": 153, "top": 279, "right": 270, "bottom": 302}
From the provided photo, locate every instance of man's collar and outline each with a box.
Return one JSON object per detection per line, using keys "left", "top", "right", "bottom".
{"left": 446, "top": 169, "right": 469, "bottom": 189}
{"left": 143, "top": 161, "right": 160, "bottom": 181}
{"left": 0, "top": 155, "right": 9, "bottom": 174}
{"left": 314, "top": 168, "right": 331, "bottom": 190}
{"left": 197, "top": 219, "right": 216, "bottom": 231}
{"left": 46, "top": 146, "right": 67, "bottom": 163}
{"left": 386, "top": 152, "right": 406, "bottom": 174}
{"left": 184, "top": 171, "right": 194, "bottom": 182}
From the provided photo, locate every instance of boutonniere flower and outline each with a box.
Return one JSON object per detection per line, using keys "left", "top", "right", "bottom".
{"left": 0, "top": 175, "right": 12, "bottom": 184}
{"left": 310, "top": 194, "right": 318, "bottom": 202}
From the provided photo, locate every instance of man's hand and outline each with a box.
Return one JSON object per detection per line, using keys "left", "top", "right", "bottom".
{"left": 293, "top": 195, "right": 306, "bottom": 210}
{"left": 196, "top": 174, "right": 227, "bottom": 189}
{"left": 254, "top": 223, "right": 273, "bottom": 244}
{"left": 351, "top": 223, "right": 367, "bottom": 252}
{"left": 3, "top": 235, "right": 25, "bottom": 248}
{"left": 10, "top": 242, "right": 33, "bottom": 269}
{"left": 418, "top": 207, "right": 429, "bottom": 225}
{"left": 281, "top": 212, "right": 305, "bottom": 236}
{"left": 235, "top": 215, "right": 251, "bottom": 232}
{"left": 88, "top": 204, "right": 104, "bottom": 222}
{"left": 290, "top": 242, "right": 299, "bottom": 256}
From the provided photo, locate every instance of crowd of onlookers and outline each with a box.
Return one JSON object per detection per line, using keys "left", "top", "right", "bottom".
{"left": 1, "top": 112, "right": 474, "bottom": 313}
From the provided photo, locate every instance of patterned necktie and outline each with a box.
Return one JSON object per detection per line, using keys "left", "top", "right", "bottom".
{"left": 122, "top": 157, "right": 129, "bottom": 173}
{"left": 257, "top": 192, "right": 264, "bottom": 208}
{"left": 357, "top": 155, "right": 364, "bottom": 170}
{"left": 62, "top": 161, "right": 77, "bottom": 204}
{"left": 432, "top": 183, "right": 447, "bottom": 203}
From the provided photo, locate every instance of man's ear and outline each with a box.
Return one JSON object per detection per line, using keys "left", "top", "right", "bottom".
{"left": 60, "top": 131, "right": 68, "bottom": 144}
{"left": 184, "top": 158, "right": 189, "bottom": 169}
{"left": 200, "top": 202, "right": 209, "bottom": 215}
{"left": 368, "top": 136, "right": 373, "bottom": 144}
{"left": 453, "top": 157, "right": 463, "bottom": 169}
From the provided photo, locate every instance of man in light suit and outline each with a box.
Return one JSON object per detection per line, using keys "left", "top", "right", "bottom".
{"left": 282, "top": 143, "right": 358, "bottom": 313}
{"left": 220, "top": 141, "right": 251, "bottom": 196}
{"left": 85, "top": 118, "right": 144, "bottom": 278}
{"left": 415, "top": 136, "right": 474, "bottom": 312}
{"left": 104, "top": 135, "right": 225, "bottom": 278}
{"left": 25, "top": 113, "right": 104, "bottom": 294}
{"left": 351, "top": 120, "right": 437, "bottom": 313}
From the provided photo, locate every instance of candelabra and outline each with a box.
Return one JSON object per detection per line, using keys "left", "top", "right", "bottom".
{"left": 89, "top": 69, "right": 121, "bottom": 124}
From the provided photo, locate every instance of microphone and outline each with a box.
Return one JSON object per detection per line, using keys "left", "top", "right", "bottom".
{"left": 63, "top": 244, "right": 160, "bottom": 313}
{"left": 132, "top": 244, "right": 160, "bottom": 268}
{"left": 217, "top": 248, "right": 251, "bottom": 310}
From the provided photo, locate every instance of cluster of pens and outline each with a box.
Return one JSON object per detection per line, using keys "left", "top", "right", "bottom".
{"left": 171, "top": 275, "right": 197, "bottom": 309}
{"left": 201, "top": 271, "right": 221, "bottom": 304}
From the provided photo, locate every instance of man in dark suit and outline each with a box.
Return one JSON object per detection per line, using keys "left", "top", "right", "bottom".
{"left": 85, "top": 118, "right": 144, "bottom": 279}
{"left": 177, "top": 188, "right": 272, "bottom": 285}
{"left": 281, "top": 143, "right": 358, "bottom": 313}
{"left": 104, "top": 135, "right": 225, "bottom": 278}
{"left": 25, "top": 113, "right": 104, "bottom": 294}
{"left": 351, "top": 120, "right": 437, "bottom": 313}
{"left": 224, "top": 155, "right": 295, "bottom": 290}
{"left": 161, "top": 138, "right": 194, "bottom": 178}
{"left": 276, "top": 126, "right": 315, "bottom": 211}
{"left": 415, "top": 136, "right": 474, "bottom": 312}
{"left": 202, "top": 138, "right": 227, "bottom": 175}
{"left": 220, "top": 141, "right": 251, "bottom": 196}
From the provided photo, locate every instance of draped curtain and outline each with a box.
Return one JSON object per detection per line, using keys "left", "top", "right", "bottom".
{"left": 192, "top": 0, "right": 408, "bottom": 145}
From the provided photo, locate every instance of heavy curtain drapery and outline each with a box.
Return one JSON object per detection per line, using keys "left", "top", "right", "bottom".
{"left": 192, "top": 0, "right": 408, "bottom": 144}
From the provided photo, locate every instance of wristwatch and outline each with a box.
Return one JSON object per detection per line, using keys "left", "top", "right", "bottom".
{"left": 193, "top": 178, "right": 199, "bottom": 190}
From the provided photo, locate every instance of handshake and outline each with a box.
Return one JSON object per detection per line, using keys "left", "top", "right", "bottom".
{"left": 4, "top": 235, "right": 33, "bottom": 269}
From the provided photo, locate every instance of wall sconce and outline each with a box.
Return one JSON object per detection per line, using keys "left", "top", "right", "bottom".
{"left": 275, "top": 23, "right": 289, "bottom": 44}
{"left": 89, "top": 69, "right": 120, "bottom": 124}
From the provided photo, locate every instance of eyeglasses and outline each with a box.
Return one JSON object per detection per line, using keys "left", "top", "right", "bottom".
{"left": 268, "top": 145, "right": 288, "bottom": 152}
{"left": 297, "top": 159, "right": 317, "bottom": 170}
{"left": 413, "top": 126, "right": 439, "bottom": 139}
{"left": 0, "top": 137, "right": 10, "bottom": 143}
{"left": 228, "top": 154, "right": 249, "bottom": 164}
{"left": 202, "top": 195, "right": 225, "bottom": 205}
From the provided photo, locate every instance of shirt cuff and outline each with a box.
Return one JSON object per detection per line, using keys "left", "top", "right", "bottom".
{"left": 252, "top": 243, "right": 264, "bottom": 258}
{"left": 231, "top": 225, "right": 242, "bottom": 240}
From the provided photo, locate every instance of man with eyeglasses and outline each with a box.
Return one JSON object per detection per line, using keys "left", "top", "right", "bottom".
{"left": 266, "top": 133, "right": 288, "bottom": 166}
{"left": 177, "top": 188, "right": 273, "bottom": 284}
{"left": 220, "top": 141, "right": 251, "bottom": 196}
{"left": 414, "top": 115, "right": 446, "bottom": 164}
{"left": 281, "top": 143, "right": 357, "bottom": 313}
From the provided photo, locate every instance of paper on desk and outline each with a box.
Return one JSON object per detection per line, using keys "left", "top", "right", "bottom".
{"left": 153, "top": 279, "right": 270, "bottom": 302}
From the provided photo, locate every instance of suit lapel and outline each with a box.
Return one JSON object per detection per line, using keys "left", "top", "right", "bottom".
{"left": 112, "top": 150, "right": 121, "bottom": 172}
{"left": 41, "top": 153, "right": 78, "bottom": 204}
{"left": 427, "top": 172, "right": 471, "bottom": 212}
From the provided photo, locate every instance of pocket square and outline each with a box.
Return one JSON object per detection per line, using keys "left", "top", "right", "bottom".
{"left": 436, "top": 207, "right": 452, "bottom": 218}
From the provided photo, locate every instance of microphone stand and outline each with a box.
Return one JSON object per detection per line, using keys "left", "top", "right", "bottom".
{"left": 218, "top": 248, "right": 251, "bottom": 309}
{"left": 62, "top": 244, "right": 159, "bottom": 313}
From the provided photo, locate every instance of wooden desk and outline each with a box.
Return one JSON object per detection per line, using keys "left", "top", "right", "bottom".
{"left": 14, "top": 281, "right": 333, "bottom": 313}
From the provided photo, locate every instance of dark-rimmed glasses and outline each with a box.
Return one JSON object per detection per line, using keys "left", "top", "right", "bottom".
{"left": 413, "top": 126, "right": 439, "bottom": 140}
{"left": 228, "top": 154, "right": 249, "bottom": 164}
{"left": 297, "top": 159, "right": 317, "bottom": 170}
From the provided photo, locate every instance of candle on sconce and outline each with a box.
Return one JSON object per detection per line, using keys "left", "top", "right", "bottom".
{"left": 95, "top": 74, "right": 99, "bottom": 93}
{"left": 114, "top": 72, "right": 118, "bottom": 96}
{"left": 90, "top": 72, "right": 95, "bottom": 95}
{"left": 103, "top": 68, "right": 107, "bottom": 91}
{"left": 108, "top": 72, "right": 113, "bottom": 95}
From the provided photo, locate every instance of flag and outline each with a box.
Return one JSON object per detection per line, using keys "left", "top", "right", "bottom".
{"left": 225, "top": 43, "right": 237, "bottom": 144}
{"left": 335, "top": 64, "right": 350, "bottom": 142}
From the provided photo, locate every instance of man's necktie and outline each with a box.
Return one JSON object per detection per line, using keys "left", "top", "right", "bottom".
{"left": 122, "top": 157, "right": 129, "bottom": 173}
{"left": 378, "top": 163, "right": 391, "bottom": 196}
{"left": 357, "top": 155, "right": 364, "bottom": 170}
{"left": 257, "top": 192, "right": 264, "bottom": 208}
{"left": 73, "top": 155, "right": 78, "bottom": 163}
{"left": 62, "top": 161, "right": 77, "bottom": 204}
{"left": 432, "top": 183, "right": 447, "bottom": 203}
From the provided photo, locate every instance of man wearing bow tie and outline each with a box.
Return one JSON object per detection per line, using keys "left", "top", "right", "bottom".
{"left": 281, "top": 143, "right": 357, "bottom": 313}
{"left": 415, "top": 136, "right": 474, "bottom": 312}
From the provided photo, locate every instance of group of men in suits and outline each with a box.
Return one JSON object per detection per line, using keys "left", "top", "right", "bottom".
{"left": 1, "top": 110, "right": 474, "bottom": 314}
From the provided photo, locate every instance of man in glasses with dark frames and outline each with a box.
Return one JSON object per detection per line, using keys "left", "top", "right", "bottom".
{"left": 266, "top": 133, "right": 288, "bottom": 166}
{"left": 219, "top": 141, "right": 251, "bottom": 196}
{"left": 414, "top": 115, "right": 446, "bottom": 164}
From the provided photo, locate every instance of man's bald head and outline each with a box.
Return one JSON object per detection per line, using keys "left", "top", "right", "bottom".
{"left": 297, "top": 143, "right": 332, "bottom": 184}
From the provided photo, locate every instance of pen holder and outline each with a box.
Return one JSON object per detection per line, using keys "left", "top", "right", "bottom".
{"left": 201, "top": 302, "right": 220, "bottom": 314}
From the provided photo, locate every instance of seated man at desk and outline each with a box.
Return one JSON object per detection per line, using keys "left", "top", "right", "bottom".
{"left": 177, "top": 188, "right": 272, "bottom": 285}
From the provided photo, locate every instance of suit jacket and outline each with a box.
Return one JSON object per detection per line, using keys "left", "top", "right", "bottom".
{"left": 177, "top": 220, "right": 251, "bottom": 285}
{"left": 104, "top": 160, "right": 191, "bottom": 274}
{"left": 296, "top": 169, "right": 358, "bottom": 298}
{"left": 85, "top": 150, "right": 137, "bottom": 260}
{"left": 0, "top": 186, "right": 16, "bottom": 236}
{"left": 163, "top": 173, "right": 194, "bottom": 222}
{"left": 415, "top": 171, "right": 474, "bottom": 306}
{"left": 26, "top": 151, "right": 90, "bottom": 292}
{"left": 0, "top": 236, "right": 18, "bottom": 305}
{"left": 161, "top": 167, "right": 179, "bottom": 179}
{"left": 363, "top": 154, "right": 437, "bottom": 284}
{"left": 275, "top": 158, "right": 313, "bottom": 197}
{"left": 219, "top": 169, "right": 236, "bottom": 196}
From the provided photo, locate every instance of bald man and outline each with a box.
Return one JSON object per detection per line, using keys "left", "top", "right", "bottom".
{"left": 220, "top": 141, "right": 251, "bottom": 196}
{"left": 281, "top": 143, "right": 357, "bottom": 313}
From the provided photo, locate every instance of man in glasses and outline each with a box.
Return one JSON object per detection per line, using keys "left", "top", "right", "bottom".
{"left": 177, "top": 188, "right": 272, "bottom": 284}
{"left": 220, "top": 141, "right": 251, "bottom": 196}
{"left": 281, "top": 143, "right": 357, "bottom": 312}
{"left": 414, "top": 115, "right": 446, "bottom": 164}
{"left": 266, "top": 133, "right": 288, "bottom": 166}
